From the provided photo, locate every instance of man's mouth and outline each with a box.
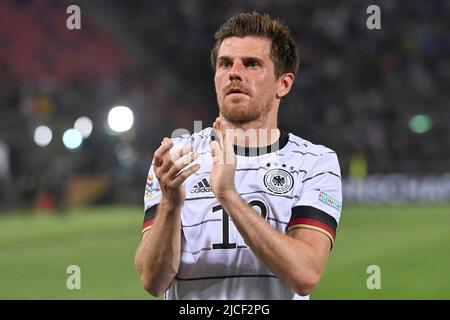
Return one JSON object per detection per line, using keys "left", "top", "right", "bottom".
{"left": 227, "top": 88, "right": 247, "bottom": 95}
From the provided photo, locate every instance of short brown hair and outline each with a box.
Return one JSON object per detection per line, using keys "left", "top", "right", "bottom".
{"left": 210, "top": 12, "right": 299, "bottom": 78}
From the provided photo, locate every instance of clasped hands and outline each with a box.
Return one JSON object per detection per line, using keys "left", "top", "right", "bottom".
{"left": 153, "top": 117, "right": 237, "bottom": 208}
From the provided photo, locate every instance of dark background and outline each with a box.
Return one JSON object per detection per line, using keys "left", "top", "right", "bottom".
{"left": 0, "top": 0, "right": 448, "bottom": 210}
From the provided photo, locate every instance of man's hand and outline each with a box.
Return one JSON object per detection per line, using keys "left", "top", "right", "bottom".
{"left": 210, "top": 118, "right": 238, "bottom": 200}
{"left": 154, "top": 137, "right": 200, "bottom": 208}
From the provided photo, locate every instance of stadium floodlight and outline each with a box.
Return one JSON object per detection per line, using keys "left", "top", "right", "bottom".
{"left": 409, "top": 114, "right": 432, "bottom": 134}
{"left": 62, "top": 128, "right": 83, "bottom": 150}
{"left": 34, "top": 126, "right": 53, "bottom": 147}
{"left": 107, "top": 106, "right": 134, "bottom": 133}
{"left": 74, "top": 116, "right": 93, "bottom": 138}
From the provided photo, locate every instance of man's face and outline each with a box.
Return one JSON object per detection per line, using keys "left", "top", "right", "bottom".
{"left": 214, "top": 36, "right": 279, "bottom": 124}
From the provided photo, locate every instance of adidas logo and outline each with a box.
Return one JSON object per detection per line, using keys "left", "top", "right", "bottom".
{"left": 191, "top": 178, "right": 212, "bottom": 193}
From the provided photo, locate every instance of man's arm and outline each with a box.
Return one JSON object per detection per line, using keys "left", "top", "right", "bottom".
{"left": 135, "top": 200, "right": 182, "bottom": 297}
{"left": 135, "top": 138, "right": 200, "bottom": 297}
{"left": 209, "top": 119, "right": 333, "bottom": 296}
{"left": 218, "top": 192, "right": 331, "bottom": 296}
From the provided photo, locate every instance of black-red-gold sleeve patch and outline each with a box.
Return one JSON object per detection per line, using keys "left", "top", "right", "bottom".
{"left": 142, "top": 205, "right": 158, "bottom": 233}
{"left": 287, "top": 206, "right": 338, "bottom": 246}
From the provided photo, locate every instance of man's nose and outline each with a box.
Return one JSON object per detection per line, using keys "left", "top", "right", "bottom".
{"left": 229, "top": 61, "right": 244, "bottom": 81}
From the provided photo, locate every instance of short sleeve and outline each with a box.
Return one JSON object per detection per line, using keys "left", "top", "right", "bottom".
{"left": 142, "top": 159, "right": 162, "bottom": 234}
{"left": 287, "top": 152, "right": 342, "bottom": 247}
{"left": 141, "top": 136, "right": 192, "bottom": 234}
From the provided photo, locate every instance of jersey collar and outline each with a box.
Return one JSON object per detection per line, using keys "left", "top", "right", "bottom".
{"left": 211, "top": 128, "right": 289, "bottom": 157}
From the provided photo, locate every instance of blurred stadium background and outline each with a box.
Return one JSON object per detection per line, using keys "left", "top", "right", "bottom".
{"left": 0, "top": 0, "right": 449, "bottom": 299}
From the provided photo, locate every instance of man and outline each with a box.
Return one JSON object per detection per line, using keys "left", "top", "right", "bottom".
{"left": 135, "top": 12, "right": 342, "bottom": 300}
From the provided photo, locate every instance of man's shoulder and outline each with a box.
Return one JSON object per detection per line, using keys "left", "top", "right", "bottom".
{"left": 287, "top": 132, "right": 337, "bottom": 157}
{"left": 286, "top": 132, "right": 341, "bottom": 179}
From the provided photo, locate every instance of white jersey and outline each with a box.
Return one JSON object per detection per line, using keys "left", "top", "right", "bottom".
{"left": 142, "top": 127, "right": 342, "bottom": 300}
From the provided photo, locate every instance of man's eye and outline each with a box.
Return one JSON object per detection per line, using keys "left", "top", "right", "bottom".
{"left": 247, "top": 61, "right": 259, "bottom": 68}
{"left": 220, "top": 61, "right": 231, "bottom": 68}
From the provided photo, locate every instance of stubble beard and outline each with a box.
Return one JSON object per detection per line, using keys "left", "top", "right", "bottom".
{"left": 219, "top": 97, "right": 270, "bottom": 125}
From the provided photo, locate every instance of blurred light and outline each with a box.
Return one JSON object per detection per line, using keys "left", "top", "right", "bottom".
{"left": 62, "top": 129, "right": 83, "bottom": 150}
{"left": 108, "top": 106, "right": 134, "bottom": 133}
{"left": 409, "top": 114, "right": 432, "bottom": 134}
{"left": 34, "top": 126, "right": 53, "bottom": 147}
{"left": 74, "top": 116, "right": 93, "bottom": 138}
{"left": 114, "top": 142, "right": 136, "bottom": 167}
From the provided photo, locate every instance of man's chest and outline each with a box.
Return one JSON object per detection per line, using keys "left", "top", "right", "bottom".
{"left": 181, "top": 155, "right": 304, "bottom": 238}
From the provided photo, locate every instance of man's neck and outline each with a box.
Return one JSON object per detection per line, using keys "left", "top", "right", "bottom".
{"left": 222, "top": 117, "right": 280, "bottom": 148}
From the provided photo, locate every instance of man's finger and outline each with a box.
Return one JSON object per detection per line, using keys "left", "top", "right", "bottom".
{"left": 222, "top": 126, "right": 236, "bottom": 165}
{"left": 210, "top": 140, "right": 222, "bottom": 164}
{"left": 213, "top": 122, "right": 224, "bottom": 151}
{"left": 154, "top": 137, "right": 173, "bottom": 167}
{"left": 172, "top": 163, "right": 201, "bottom": 185}
{"left": 166, "top": 151, "right": 199, "bottom": 179}
{"left": 159, "top": 143, "right": 193, "bottom": 175}
{"left": 169, "top": 143, "right": 193, "bottom": 163}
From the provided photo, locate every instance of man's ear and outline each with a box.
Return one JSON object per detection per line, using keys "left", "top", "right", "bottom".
{"left": 276, "top": 73, "right": 295, "bottom": 99}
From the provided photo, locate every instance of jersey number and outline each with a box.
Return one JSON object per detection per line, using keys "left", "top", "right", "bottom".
{"left": 211, "top": 200, "right": 267, "bottom": 250}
